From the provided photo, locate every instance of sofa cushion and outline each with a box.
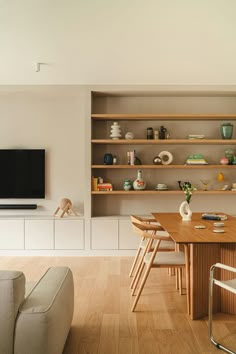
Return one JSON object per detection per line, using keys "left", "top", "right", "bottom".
{"left": 0, "top": 270, "right": 25, "bottom": 354}
{"left": 14, "top": 266, "right": 74, "bottom": 354}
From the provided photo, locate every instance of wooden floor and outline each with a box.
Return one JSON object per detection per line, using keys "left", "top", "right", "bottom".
{"left": 1, "top": 256, "right": 236, "bottom": 354}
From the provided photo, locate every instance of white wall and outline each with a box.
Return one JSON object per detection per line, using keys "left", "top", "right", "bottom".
{"left": 0, "top": 87, "right": 86, "bottom": 214}
{"left": 1, "top": 0, "right": 236, "bottom": 84}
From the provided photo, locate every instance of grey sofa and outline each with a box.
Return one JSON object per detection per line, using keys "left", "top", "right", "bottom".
{"left": 0, "top": 266, "right": 74, "bottom": 354}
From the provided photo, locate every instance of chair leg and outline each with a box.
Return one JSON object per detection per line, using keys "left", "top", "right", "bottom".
{"left": 130, "top": 238, "right": 152, "bottom": 289}
{"left": 131, "top": 240, "right": 160, "bottom": 312}
{"left": 129, "top": 246, "right": 142, "bottom": 277}
{"left": 130, "top": 248, "right": 145, "bottom": 289}
{"left": 131, "top": 261, "right": 145, "bottom": 296}
{"left": 131, "top": 262, "right": 153, "bottom": 312}
{"left": 178, "top": 268, "right": 183, "bottom": 295}
{"left": 209, "top": 270, "right": 215, "bottom": 347}
{"left": 168, "top": 268, "right": 174, "bottom": 276}
{"left": 176, "top": 268, "right": 179, "bottom": 290}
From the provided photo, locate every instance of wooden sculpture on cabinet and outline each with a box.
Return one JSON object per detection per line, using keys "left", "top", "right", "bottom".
{"left": 53, "top": 198, "right": 77, "bottom": 218}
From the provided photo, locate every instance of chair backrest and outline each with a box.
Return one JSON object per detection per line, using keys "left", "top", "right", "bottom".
{"left": 132, "top": 221, "right": 172, "bottom": 240}
{"left": 130, "top": 215, "right": 147, "bottom": 224}
{"left": 130, "top": 215, "right": 164, "bottom": 230}
{"left": 0, "top": 270, "right": 25, "bottom": 354}
{"left": 130, "top": 215, "right": 145, "bottom": 236}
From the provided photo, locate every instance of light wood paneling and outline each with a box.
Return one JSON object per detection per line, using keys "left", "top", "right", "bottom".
{"left": 190, "top": 244, "right": 221, "bottom": 318}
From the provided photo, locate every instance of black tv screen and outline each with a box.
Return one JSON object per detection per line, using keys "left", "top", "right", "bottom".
{"left": 0, "top": 149, "right": 45, "bottom": 198}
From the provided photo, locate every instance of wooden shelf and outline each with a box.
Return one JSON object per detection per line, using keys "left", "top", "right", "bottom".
{"left": 91, "top": 190, "right": 236, "bottom": 195}
{"left": 92, "top": 113, "right": 236, "bottom": 121}
{"left": 91, "top": 104, "right": 236, "bottom": 218}
{"left": 91, "top": 139, "right": 236, "bottom": 145}
{"left": 92, "top": 164, "right": 236, "bottom": 169}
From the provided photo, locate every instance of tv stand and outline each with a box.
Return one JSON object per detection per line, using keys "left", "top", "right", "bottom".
{"left": 0, "top": 204, "right": 37, "bottom": 210}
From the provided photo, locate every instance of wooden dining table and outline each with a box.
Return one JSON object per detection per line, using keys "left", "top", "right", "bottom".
{"left": 152, "top": 212, "right": 236, "bottom": 320}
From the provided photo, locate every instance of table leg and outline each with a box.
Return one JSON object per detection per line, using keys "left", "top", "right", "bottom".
{"left": 184, "top": 244, "right": 190, "bottom": 315}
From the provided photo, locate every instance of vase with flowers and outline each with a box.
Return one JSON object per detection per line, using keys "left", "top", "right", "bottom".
{"left": 178, "top": 181, "right": 196, "bottom": 221}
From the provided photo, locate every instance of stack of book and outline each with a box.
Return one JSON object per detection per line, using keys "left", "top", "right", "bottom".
{"left": 202, "top": 213, "right": 227, "bottom": 221}
{"left": 188, "top": 134, "right": 205, "bottom": 139}
{"left": 97, "top": 183, "right": 113, "bottom": 191}
{"left": 186, "top": 158, "right": 208, "bottom": 165}
{"left": 92, "top": 176, "right": 113, "bottom": 191}
{"left": 186, "top": 154, "right": 208, "bottom": 165}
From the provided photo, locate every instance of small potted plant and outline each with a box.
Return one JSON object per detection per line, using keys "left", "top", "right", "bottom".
{"left": 178, "top": 181, "right": 197, "bottom": 220}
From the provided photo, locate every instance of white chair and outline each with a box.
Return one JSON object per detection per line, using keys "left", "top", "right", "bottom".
{"left": 209, "top": 263, "right": 236, "bottom": 354}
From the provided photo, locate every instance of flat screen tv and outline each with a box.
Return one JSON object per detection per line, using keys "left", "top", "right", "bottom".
{"left": 0, "top": 149, "right": 45, "bottom": 198}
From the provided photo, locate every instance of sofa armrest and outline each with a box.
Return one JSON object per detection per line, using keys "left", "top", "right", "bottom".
{"left": 14, "top": 267, "right": 74, "bottom": 354}
{"left": 0, "top": 271, "right": 25, "bottom": 354}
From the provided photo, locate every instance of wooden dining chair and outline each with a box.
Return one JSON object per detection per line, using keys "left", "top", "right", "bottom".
{"left": 129, "top": 215, "right": 175, "bottom": 277}
{"left": 129, "top": 215, "right": 175, "bottom": 278}
{"left": 129, "top": 215, "right": 177, "bottom": 294}
{"left": 131, "top": 222, "right": 188, "bottom": 313}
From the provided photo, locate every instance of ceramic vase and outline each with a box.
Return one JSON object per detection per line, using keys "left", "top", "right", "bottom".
{"left": 103, "top": 153, "right": 113, "bottom": 165}
{"left": 110, "top": 122, "right": 122, "bottom": 139}
{"left": 221, "top": 123, "right": 233, "bottom": 139}
{"left": 133, "top": 170, "right": 146, "bottom": 190}
{"left": 123, "top": 180, "right": 132, "bottom": 191}
{"left": 179, "top": 201, "right": 192, "bottom": 221}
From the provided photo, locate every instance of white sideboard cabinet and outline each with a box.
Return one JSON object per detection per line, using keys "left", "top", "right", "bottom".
{"left": 0, "top": 219, "right": 24, "bottom": 249}
{"left": 91, "top": 219, "right": 119, "bottom": 250}
{"left": 90, "top": 218, "right": 139, "bottom": 250}
{"left": 55, "top": 219, "right": 84, "bottom": 249}
{"left": 25, "top": 219, "right": 54, "bottom": 250}
{"left": 0, "top": 216, "right": 84, "bottom": 253}
{"left": 118, "top": 219, "right": 140, "bottom": 250}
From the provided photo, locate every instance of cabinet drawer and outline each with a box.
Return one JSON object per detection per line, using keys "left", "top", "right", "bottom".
{"left": 55, "top": 219, "right": 84, "bottom": 249}
{"left": 25, "top": 220, "right": 54, "bottom": 250}
{"left": 0, "top": 220, "right": 24, "bottom": 249}
{"left": 119, "top": 219, "right": 140, "bottom": 250}
{"left": 91, "top": 219, "right": 118, "bottom": 249}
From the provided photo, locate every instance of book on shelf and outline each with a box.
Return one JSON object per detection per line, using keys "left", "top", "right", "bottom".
{"left": 91, "top": 176, "right": 98, "bottom": 191}
{"left": 92, "top": 176, "right": 105, "bottom": 191}
{"left": 186, "top": 159, "right": 208, "bottom": 165}
{"left": 97, "top": 183, "right": 113, "bottom": 191}
{"left": 188, "top": 134, "right": 205, "bottom": 139}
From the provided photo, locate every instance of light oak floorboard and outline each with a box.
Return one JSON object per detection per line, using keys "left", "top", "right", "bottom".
{"left": 0, "top": 256, "right": 235, "bottom": 354}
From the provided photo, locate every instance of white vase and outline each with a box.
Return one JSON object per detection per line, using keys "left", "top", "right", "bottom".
{"left": 133, "top": 170, "right": 146, "bottom": 190}
{"left": 179, "top": 201, "right": 192, "bottom": 221}
{"left": 110, "top": 122, "right": 122, "bottom": 139}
